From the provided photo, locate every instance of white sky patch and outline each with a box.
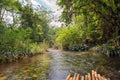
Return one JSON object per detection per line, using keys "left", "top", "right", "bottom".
{"left": 30, "top": 0, "right": 41, "bottom": 7}
{"left": 19, "top": 0, "right": 41, "bottom": 7}
{"left": 5, "top": 16, "right": 13, "bottom": 24}
{"left": 50, "top": 20, "right": 62, "bottom": 27}
{"left": 36, "top": 0, "right": 63, "bottom": 27}
{"left": 42, "top": 0, "right": 59, "bottom": 11}
{"left": 2, "top": 10, "right": 13, "bottom": 24}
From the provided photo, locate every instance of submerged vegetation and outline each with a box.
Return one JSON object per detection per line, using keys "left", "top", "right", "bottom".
{"left": 0, "top": 53, "right": 51, "bottom": 80}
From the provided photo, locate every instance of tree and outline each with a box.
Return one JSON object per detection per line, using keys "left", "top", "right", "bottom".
{"left": 0, "top": 0, "right": 52, "bottom": 63}
{"left": 57, "top": 0, "right": 120, "bottom": 47}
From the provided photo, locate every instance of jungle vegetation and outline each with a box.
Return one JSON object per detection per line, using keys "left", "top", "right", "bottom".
{"left": 0, "top": 0, "right": 54, "bottom": 63}
{"left": 0, "top": 0, "right": 120, "bottom": 63}
{"left": 55, "top": 0, "right": 120, "bottom": 56}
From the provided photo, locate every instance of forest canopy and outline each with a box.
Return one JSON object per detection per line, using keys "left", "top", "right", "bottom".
{"left": 55, "top": 0, "right": 120, "bottom": 51}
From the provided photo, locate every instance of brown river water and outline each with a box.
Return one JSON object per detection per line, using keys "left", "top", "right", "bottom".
{"left": 0, "top": 49, "right": 120, "bottom": 80}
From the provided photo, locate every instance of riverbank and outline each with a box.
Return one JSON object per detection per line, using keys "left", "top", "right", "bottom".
{"left": 0, "top": 42, "right": 49, "bottom": 64}
{"left": 90, "top": 44, "right": 120, "bottom": 57}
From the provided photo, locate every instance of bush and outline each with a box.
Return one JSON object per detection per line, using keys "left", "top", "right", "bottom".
{"left": 101, "top": 44, "right": 120, "bottom": 57}
{"left": 30, "top": 41, "right": 49, "bottom": 54}
{"left": 69, "top": 44, "right": 89, "bottom": 51}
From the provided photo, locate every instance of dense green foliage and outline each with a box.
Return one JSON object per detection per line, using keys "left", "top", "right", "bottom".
{"left": 0, "top": 0, "right": 52, "bottom": 63}
{"left": 0, "top": 0, "right": 120, "bottom": 63}
{"left": 56, "top": 0, "right": 120, "bottom": 54}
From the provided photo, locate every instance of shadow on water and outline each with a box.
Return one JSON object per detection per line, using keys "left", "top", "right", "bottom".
{"left": 0, "top": 49, "right": 120, "bottom": 80}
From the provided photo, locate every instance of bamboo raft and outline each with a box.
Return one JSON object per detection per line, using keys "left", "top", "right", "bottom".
{"left": 66, "top": 70, "right": 110, "bottom": 80}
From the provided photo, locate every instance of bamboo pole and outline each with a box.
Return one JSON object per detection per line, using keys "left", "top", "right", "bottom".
{"left": 81, "top": 76, "right": 84, "bottom": 80}
{"left": 76, "top": 74, "right": 80, "bottom": 80}
{"left": 85, "top": 75, "right": 88, "bottom": 80}
{"left": 92, "top": 70, "right": 95, "bottom": 80}
{"left": 73, "top": 73, "right": 77, "bottom": 80}
{"left": 97, "top": 74, "right": 102, "bottom": 80}
{"left": 66, "top": 74, "right": 71, "bottom": 80}
{"left": 69, "top": 77, "right": 73, "bottom": 80}
{"left": 88, "top": 73, "right": 91, "bottom": 80}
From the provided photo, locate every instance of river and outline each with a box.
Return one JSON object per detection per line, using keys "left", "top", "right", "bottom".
{"left": 0, "top": 49, "right": 120, "bottom": 80}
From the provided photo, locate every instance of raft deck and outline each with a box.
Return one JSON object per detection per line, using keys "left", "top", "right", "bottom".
{"left": 66, "top": 70, "right": 110, "bottom": 80}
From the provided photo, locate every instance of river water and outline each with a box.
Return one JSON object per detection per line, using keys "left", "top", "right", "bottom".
{"left": 0, "top": 49, "right": 120, "bottom": 80}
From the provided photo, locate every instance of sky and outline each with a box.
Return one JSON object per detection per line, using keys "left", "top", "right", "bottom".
{"left": 31, "top": 0, "right": 63, "bottom": 27}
